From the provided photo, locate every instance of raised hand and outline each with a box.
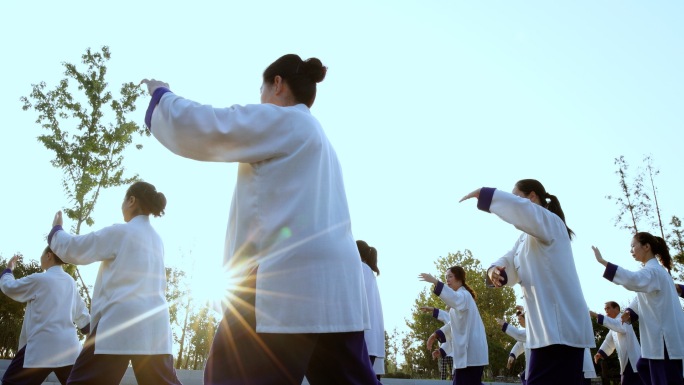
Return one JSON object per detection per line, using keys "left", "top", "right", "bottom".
{"left": 53, "top": 211, "right": 63, "bottom": 227}
{"left": 592, "top": 246, "right": 608, "bottom": 267}
{"left": 418, "top": 273, "right": 439, "bottom": 284}
{"left": 459, "top": 188, "right": 481, "bottom": 203}
{"left": 140, "top": 79, "right": 170, "bottom": 96}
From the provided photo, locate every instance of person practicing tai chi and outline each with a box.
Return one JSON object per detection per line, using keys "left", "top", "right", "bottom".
{"left": 419, "top": 305, "right": 454, "bottom": 381}
{"left": 0, "top": 247, "right": 90, "bottom": 385}
{"left": 496, "top": 307, "right": 528, "bottom": 384}
{"left": 357, "top": 240, "right": 385, "bottom": 382}
{"left": 419, "top": 266, "right": 488, "bottom": 385}
{"left": 141, "top": 54, "right": 378, "bottom": 385}
{"left": 48, "top": 181, "right": 183, "bottom": 385}
{"left": 590, "top": 301, "right": 643, "bottom": 385}
{"left": 593, "top": 232, "right": 684, "bottom": 385}
{"left": 460, "top": 179, "right": 594, "bottom": 385}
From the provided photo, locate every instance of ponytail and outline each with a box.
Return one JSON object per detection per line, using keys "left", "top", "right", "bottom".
{"left": 356, "top": 240, "right": 380, "bottom": 275}
{"left": 634, "top": 232, "right": 672, "bottom": 273}
{"left": 450, "top": 266, "right": 477, "bottom": 301}
{"left": 516, "top": 179, "right": 575, "bottom": 239}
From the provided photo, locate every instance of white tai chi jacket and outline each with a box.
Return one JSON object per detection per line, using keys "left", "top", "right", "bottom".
{"left": 433, "top": 308, "right": 453, "bottom": 358}
{"left": 597, "top": 313, "right": 641, "bottom": 374}
{"left": 480, "top": 188, "right": 594, "bottom": 350}
{"left": 433, "top": 283, "right": 488, "bottom": 369}
{"left": 0, "top": 266, "right": 89, "bottom": 367}
{"left": 362, "top": 263, "right": 384, "bottom": 357}
{"left": 50, "top": 215, "right": 173, "bottom": 355}
{"left": 502, "top": 323, "right": 529, "bottom": 378}
{"left": 605, "top": 257, "right": 684, "bottom": 359}
{"left": 148, "top": 90, "right": 368, "bottom": 333}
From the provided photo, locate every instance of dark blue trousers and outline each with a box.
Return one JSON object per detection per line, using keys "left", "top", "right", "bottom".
{"left": 1, "top": 345, "right": 72, "bottom": 385}
{"left": 203, "top": 268, "right": 379, "bottom": 385}
{"left": 527, "top": 345, "right": 584, "bottom": 385}
{"left": 636, "top": 345, "right": 683, "bottom": 385}
{"left": 65, "top": 326, "right": 182, "bottom": 385}
{"left": 452, "top": 365, "right": 484, "bottom": 385}
{"left": 622, "top": 360, "right": 644, "bottom": 385}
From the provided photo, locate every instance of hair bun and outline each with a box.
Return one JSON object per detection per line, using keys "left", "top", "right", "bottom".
{"left": 303, "top": 58, "right": 327, "bottom": 83}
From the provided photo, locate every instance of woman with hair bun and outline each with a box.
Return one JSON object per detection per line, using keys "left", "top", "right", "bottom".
{"left": 460, "top": 179, "right": 594, "bottom": 385}
{"left": 141, "top": 55, "right": 378, "bottom": 384}
{"left": 48, "top": 181, "right": 182, "bottom": 385}
{"left": 419, "top": 266, "right": 488, "bottom": 385}
{"left": 594, "top": 232, "right": 684, "bottom": 385}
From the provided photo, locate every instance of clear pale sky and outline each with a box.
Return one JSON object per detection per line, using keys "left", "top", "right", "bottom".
{"left": 2, "top": 0, "right": 683, "bottom": 353}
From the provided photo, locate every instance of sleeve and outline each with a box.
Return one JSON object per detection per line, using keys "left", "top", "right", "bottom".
{"left": 50, "top": 225, "right": 122, "bottom": 265}
{"left": 0, "top": 273, "right": 37, "bottom": 303}
{"left": 598, "top": 331, "right": 616, "bottom": 358}
{"left": 150, "top": 93, "right": 301, "bottom": 164}
{"left": 487, "top": 238, "right": 522, "bottom": 287}
{"left": 439, "top": 341, "right": 452, "bottom": 357}
{"left": 481, "top": 188, "right": 564, "bottom": 245}
{"left": 510, "top": 341, "right": 525, "bottom": 358}
{"left": 504, "top": 324, "right": 527, "bottom": 342}
{"left": 71, "top": 286, "right": 90, "bottom": 331}
{"left": 598, "top": 314, "right": 629, "bottom": 334}
{"left": 436, "top": 309, "right": 451, "bottom": 324}
{"left": 605, "top": 263, "right": 661, "bottom": 293}
{"left": 437, "top": 323, "right": 452, "bottom": 343}
{"left": 434, "top": 283, "right": 468, "bottom": 312}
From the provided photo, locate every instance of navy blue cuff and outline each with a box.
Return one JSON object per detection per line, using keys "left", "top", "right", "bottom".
{"left": 598, "top": 349, "right": 608, "bottom": 360}
{"left": 603, "top": 262, "right": 618, "bottom": 281}
{"left": 435, "top": 329, "right": 446, "bottom": 343}
{"left": 48, "top": 225, "right": 63, "bottom": 245}
{"left": 432, "top": 308, "right": 439, "bottom": 319}
{"left": 439, "top": 348, "right": 446, "bottom": 358}
{"left": 509, "top": 353, "right": 516, "bottom": 359}
{"left": 597, "top": 314, "right": 604, "bottom": 325}
{"left": 477, "top": 187, "right": 496, "bottom": 212}
{"left": 625, "top": 308, "right": 638, "bottom": 323}
{"left": 144, "top": 87, "right": 172, "bottom": 131}
{"left": 1, "top": 268, "right": 12, "bottom": 277}
{"left": 678, "top": 284, "right": 684, "bottom": 299}
{"left": 433, "top": 281, "right": 445, "bottom": 296}
{"left": 502, "top": 322, "right": 509, "bottom": 332}
{"left": 80, "top": 323, "right": 90, "bottom": 335}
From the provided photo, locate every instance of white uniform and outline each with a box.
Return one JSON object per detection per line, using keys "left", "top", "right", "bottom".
{"left": 436, "top": 285, "right": 488, "bottom": 369}
{"left": 0, "top": 266, "right": 89, "bottom": 367}
{"left": 362, "top": 263, "right": 384, "bottom": 357}
{"left": 150, "top": 93, "right": 368, "bottom": 333}
{"left": 485, "top": 189, "right": 594, "bottom": 349}
{"left": 609, "top": 258, "right": 684, "bottom": 359}
{"left": 503, "top": 323, "right": 529, "bottom": 378}
{"left": 597, "top": 313, "right": 641, "bottom": 374}
{"left": 435, "top": 309, "right": 454, "bottom": 359}
{"left": 50, "top": 215, "right": 173, "bottom": 354}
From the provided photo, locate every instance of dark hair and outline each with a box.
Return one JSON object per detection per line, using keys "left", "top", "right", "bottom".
{"left": 515, "top": 179, "right": 575, "bottom": 239}
{"left": 126, "top": 181, "right": 166, "bottom": 217}
{"left": 634, "top": 232, "right": 672, "bottom": 273}
{"left": 449, "top": 266, "right": 476, "bottom": 300}
{"left": 263, "top": 54, "right": 327, "bottom": 108}
{"left": 43, "top": 246, "right": 65, "bottom": 265}
{"left": 605, "top": 301, "right": 620, "bottom": 311}
{"left": 356, "top": 240, "right": 379, "bottom": 275}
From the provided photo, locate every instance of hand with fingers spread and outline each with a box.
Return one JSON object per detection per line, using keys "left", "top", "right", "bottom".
{"left": 487, "top": 265, "right": 507, "bottom": 287}
{"left": 6, "top": 255, "right": 20, "bottom": 271}
{"left": 495, "top": 317, "right": 505, "bottom": 327}
{"left": 507, "top": 355, "right": 515, "bottom": 369}
{"left": 418, "top": 273, "right": 439, "bottom": 285}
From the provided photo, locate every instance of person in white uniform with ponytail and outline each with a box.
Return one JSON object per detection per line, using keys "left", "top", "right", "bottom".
{"left": 0, "top": 247, "right": 90, "bottom": 385}
{"left": 460, "top": 179, "right": 594, "bottom": 385}
{"left": 357, "top": 240, "right": 385, "bottom": 382}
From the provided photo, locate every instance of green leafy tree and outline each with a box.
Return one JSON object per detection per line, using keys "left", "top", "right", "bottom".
{"left": 406, "top": 250, "right": 517, "bottom": 379}
{"left": 20, "top": 46, "right": 148, "bottom": 304}
{"left": 0, "top": 254, "right": 43, "bottom": 358}
{"left": 187, "top": 305, "right": 219, "bottom": 370}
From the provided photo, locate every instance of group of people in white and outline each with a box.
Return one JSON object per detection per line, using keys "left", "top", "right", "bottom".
{"left": 418, "top": 181, "right": 684, "bottom": 385}
{"left": 1, "top": 52, "right": 682, "bottom": 385}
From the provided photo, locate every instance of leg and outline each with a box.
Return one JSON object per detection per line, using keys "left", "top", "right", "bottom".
{"left": 637, "top": 358, "right": 652, "bottom": 385}
{"left": 453, "top": 365, "right": 484, "bottom": 385}
{"left": 53, "top": 365, "right": 74, "bottom": 385}
{"left": 438, "top": 356, "right": 446, "bottom": 380}
{"left": 66, "top": 326, "right": 130, "bottom": 385}
{"left": 527, "top": 345, "right": 584, "bottom": 385}
{"left": 204, "top": 267, "right": 316, "bottom": 385}
{"left": 305, "top": 331, "right": 380, "bottom": 385}
{"left": 1, "top": 346, "right": 52, "bottom": 385}
{"left": 621, "top": 360, "right": 644, "bottom": 385}
{"left": 130, "top": 355, "right": 182, "bottom": 385}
